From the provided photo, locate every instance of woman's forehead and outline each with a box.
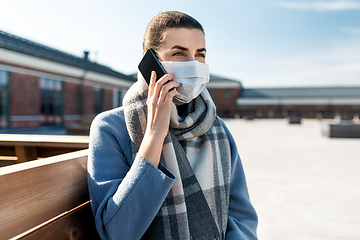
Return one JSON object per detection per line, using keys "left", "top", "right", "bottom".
{"left": 161, "top": 28, "right": 205, "bottom": 50}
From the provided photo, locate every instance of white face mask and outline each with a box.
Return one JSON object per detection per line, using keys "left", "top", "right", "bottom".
{"left": 161, "top": 61, "right": 210, "bottom": 104}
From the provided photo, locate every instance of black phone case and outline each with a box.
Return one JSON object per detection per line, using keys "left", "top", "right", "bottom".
{"left": 138, "top": 49, "right": 166, "bottom": 85}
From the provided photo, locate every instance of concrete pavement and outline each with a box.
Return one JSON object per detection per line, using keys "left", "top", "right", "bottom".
{"left": 223, "top": 118, "right": 360, "bottom": 240}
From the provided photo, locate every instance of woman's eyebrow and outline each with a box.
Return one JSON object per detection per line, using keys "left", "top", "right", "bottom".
{"left": 171, "top": 45, "right": 188, "bottom": 51}
{"left": 171, "top": 45, "right": 207, "bottom": 53}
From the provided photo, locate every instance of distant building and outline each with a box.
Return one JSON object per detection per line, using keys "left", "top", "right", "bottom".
{"left": 0, "top": 30, "right": 135, "bottom": 129}
{"left": 207, "top": 75, "right": 242, "bottom": 118}
{"left": 237, "top": 87, "right": 360, "bottom": 119}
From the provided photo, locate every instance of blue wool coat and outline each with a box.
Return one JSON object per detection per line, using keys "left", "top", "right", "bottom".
{"left": 87, "top": 107, "right": 258, "bottom": 240}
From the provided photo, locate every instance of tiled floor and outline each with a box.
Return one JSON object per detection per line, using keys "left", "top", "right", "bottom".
{"left": 223, "top": 118, "right": 360, "bottom": 240}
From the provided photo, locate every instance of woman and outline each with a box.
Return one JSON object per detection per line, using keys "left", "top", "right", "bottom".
{"left": 88, "top": 11, "right": 258, "bottom": 240}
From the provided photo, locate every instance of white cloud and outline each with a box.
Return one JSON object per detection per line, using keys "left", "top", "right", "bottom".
{"left": 276, "top": 1, "right": 360, "bottom": 11}
{"left": 336, "top": 63, "right": 360, "bottom": 71}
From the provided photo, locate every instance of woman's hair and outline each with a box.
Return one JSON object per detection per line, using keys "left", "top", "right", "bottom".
{"left": 142, "top": 11, "right": 204, "bottom": 54}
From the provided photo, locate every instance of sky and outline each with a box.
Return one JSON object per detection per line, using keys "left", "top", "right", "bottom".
{"left": 1, "top": 0, "right": 360, "bottom": 88}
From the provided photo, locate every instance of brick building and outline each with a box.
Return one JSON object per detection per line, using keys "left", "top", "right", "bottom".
{"left": 0, "top": 30, "right": 135, "bottom": 129}
{"left": 237, "top": 87, "right": 360, "bottom": 119}
{"left": 207, "top": 75, "right": 242, "bottom": 118}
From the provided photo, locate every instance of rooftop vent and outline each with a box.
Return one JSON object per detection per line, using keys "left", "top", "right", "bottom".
{"left": 83, "top": 51, "right": 89, "bottom": 61}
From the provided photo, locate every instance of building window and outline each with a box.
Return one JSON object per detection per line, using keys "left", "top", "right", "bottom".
{"left": 268, "top": 110, "right": 275, "bottom": 118}
{"left": 316, "top": 112, "right": 323, "bottom": 119}
{"left": 113, "top": 88, "right": 125, "bottom": 108}
{"left": 94, "top": 86, "right": 103, "bottom": 114}
{"left": 210, "top": 90, "right": 217, "bottom": 99}
{"left": 224, "top": 90, "right": 231, "bottom": 99}
{"left": 0, "top": 70, "right": 9, "bottom": 129}
{"left": 40, "top": 78, "right": 63, "bottom": 126}
{"left": 256, "top": 110, "right": 263, "bottom": 117}
{"left": 282, "top": 109, "right": 288, "bottom": 117}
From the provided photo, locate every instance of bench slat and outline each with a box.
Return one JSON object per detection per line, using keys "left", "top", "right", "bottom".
{"left": 12, "top": 201, "right": 100, "bottom": 240}
{"left": 0, "top": 134, "right": 89, "bottom": 148}
{"left": 36, "top": 147, "right": 85, "bottom": 158}
{"left": 0, "top": 149, "right": 90, "bottom": 240}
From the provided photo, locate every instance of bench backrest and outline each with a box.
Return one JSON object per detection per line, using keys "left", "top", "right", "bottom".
{"left": 0, "top": 149, "right": 100, "bottom": 240}
{"left": 0, "top": 134, "right": 89, "bottom": 166}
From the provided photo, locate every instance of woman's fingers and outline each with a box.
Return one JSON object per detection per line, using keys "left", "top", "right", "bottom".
{"left": 148, "top": 71, "right": 156, "bottom": 97}
{"left": 158, "top": 81, "right": 180, "bottom": 102}
{"left": 152, "top": 74, "right": 174, "bottom": 99}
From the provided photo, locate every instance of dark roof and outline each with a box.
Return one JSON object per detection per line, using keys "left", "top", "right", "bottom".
{"left": 0, "top": 30, "right": 136, "bottom": 82}
{"left": 240, "top": 87, "right": 360, "bottom": 98}
{"left": 209, "top": 74, "right": 241, "bottom": 84}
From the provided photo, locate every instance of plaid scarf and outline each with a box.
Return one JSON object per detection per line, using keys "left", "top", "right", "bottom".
{"left": 123, "top": 75, "right": 231, "bottom": 240}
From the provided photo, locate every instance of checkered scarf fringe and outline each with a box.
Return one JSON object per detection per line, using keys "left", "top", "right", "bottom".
{"left": 123, "top": 76, "right": 231, "bottom": 240}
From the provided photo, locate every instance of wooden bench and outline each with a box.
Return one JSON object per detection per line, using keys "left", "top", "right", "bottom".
{"left": 0, "top": 134, "right": 89, "bottom": 167}
{"left": 0, "top": 149, "right": 101, "bottom": 240}
{"left": 66, "top": 115, "right": 95, "bottom": 135}
{"left": 289, "top": 116, "right": 302, "bottom": 124}
{"left": 322, "top": 121, "right": 360, "bottom": 138}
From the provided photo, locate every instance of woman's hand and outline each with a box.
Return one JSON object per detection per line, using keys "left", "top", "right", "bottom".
{"left": 138, "top": 71, "right": 180, "bottom": 167}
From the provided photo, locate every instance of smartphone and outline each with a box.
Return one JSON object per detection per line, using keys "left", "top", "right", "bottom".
{"left": 138, "top": 48, "right": 167, "bottom": 85}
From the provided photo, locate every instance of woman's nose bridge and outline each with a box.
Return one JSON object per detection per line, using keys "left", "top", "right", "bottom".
{"left": 187, "top": 53, "right": 196, "bottom": 61}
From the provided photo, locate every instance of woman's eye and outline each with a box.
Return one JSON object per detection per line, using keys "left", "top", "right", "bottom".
{"left": 173, "top": 52, "right": 184, "bottom": 56}
{"left": 197, "top": 53, "right": 206, "bottom": 58}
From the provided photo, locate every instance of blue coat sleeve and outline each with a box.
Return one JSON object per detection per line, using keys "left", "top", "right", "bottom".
{"left": 219, "top": 119, "right": 258, "bottom": 239}
{"left": 87, "top": 108, "right": 176, "bottom": 240}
